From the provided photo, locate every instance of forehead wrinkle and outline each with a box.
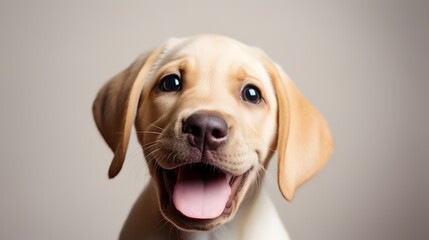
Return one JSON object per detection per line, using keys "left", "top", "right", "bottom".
{"left": 177, "top": 50, "right": 228, "bottom": 94}
{"left": 233, "top": 65, "right": 260, "bottom": 82}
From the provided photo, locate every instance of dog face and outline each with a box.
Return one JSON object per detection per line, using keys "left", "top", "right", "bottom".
{"left": 135, "top": 36, "right": 278, "bottom": 230}
{"left": 93, "top": 35, "right": 333, "bottom": 231}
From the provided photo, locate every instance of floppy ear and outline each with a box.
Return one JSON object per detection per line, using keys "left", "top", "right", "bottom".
{"left": 92, "top": 47, "right": 162, "bottom": 178}
{"left": 267, "top": 62, "right": 333, "bottom": 201}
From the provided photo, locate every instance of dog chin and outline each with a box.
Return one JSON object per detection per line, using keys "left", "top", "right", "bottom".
{"left": 152, "top": 162, "right": 252, "bottom": 231}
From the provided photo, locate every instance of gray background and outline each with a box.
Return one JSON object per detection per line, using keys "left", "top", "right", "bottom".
{"left": 1, "top": 0, "right": 428, "bottom": 239}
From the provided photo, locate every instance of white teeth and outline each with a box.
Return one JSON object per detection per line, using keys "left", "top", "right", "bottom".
{"left": 226, "top": 174, "right": 233, "bottom": 184}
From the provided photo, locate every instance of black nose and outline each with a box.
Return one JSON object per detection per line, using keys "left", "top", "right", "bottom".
{"left": 182, "top": 113, "right": 228, "bottom": 151}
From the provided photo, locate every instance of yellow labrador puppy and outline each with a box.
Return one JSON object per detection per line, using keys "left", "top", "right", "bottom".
{"left": 93, "top": 35, "right": 333, "bottom": 240}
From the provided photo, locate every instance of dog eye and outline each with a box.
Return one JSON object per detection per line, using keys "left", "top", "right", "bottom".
{"left": 241, "top": 84, "right": 262, "bottom": 104}
{"left": 159, "top": 74, "right": 182, "bottom": 92}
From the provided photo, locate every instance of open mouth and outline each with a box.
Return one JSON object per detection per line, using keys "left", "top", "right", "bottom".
{"left": 159, "top": 163, "right": 250, "bottom": 222}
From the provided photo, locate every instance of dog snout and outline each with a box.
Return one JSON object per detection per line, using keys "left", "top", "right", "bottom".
{"left": 182, "top": 113, "right": 228, "bottom": 151}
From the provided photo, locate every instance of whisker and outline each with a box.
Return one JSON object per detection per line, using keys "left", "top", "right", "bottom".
{"left": 136, "top": 130, "right": 162, "bottom": 135}
{"left": 134, "top": 118, "right": 165, "bottom": 132}
{"left": 141, "top": 139, "right": 162, "bottom": 149}
{"left": 165, "top": 151, "right": 174, "bottom": 163}
{"left": 257, "top": 162, "right": 276, "bottom": 187}
{"left": 145, "top": 148, "right": 162, "bottom": 159}
{"left": 245, "top": 142, "right": 277, "bottom": 154}
{"left": 147, "top": 121, "right": 164, "bottom": 131}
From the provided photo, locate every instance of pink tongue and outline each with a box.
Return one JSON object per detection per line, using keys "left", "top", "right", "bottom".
{"left": 173, "top": 167, "right": 231, "bottom": 219}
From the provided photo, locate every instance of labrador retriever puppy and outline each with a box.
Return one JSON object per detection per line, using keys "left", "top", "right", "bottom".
{"left": 93, "top": 35, "right": 333, "bottom": 240}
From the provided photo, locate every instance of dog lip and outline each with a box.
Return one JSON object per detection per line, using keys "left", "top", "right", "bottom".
{"left": 224, "top": 171, "right": 249, "bottom": 209}
{"left": 156, "top": 162, "right": 252, "bottom": 229}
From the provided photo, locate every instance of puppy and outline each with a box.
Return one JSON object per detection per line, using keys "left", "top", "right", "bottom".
{"left": 93, "top": 35, "right": 333, "bottom": 240}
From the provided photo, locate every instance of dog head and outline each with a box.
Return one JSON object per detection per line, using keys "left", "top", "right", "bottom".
{"left": 93, "top": 35, "right": 333, "bottom": 231}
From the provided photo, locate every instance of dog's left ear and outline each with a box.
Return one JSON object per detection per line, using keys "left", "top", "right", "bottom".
{"left": 92, "top": 47, "right": 162, "bottom": 178}
{"left": 265, "top": 61, "right": 333, "bottom": 201}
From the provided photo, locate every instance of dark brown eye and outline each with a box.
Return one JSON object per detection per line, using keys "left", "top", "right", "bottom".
{"left": 241, "top": 84, "right": 262, "bottom": 104}
{"left": 159, "top": 74, "right": 182, "bottom": 92}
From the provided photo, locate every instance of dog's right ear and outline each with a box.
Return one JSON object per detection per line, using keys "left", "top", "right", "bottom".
{"left": 92, "top": 47, "right": 162, "bottom": 178}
